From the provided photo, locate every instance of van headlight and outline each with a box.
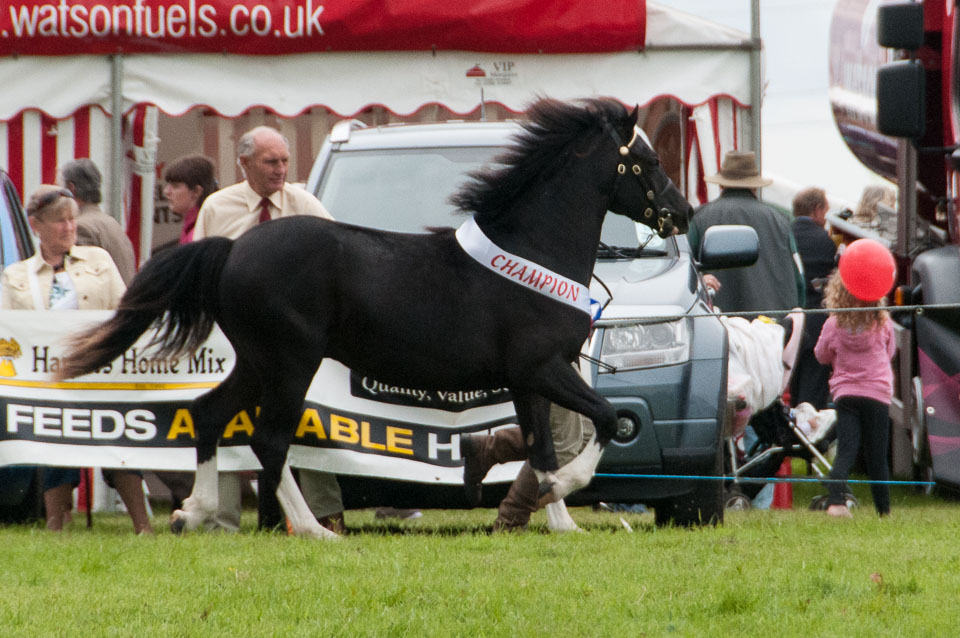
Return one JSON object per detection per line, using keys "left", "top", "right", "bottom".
{"left": 598, "top": 319, "right": 690, "bottom": 371}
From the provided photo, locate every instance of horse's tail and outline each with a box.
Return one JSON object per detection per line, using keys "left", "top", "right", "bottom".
{"left": 55, "top": 237, "right": 234, "bottom": 381}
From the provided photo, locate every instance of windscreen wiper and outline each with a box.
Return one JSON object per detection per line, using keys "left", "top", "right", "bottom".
{"left": 596, "top": 242, "right": 667, "bottom": 258}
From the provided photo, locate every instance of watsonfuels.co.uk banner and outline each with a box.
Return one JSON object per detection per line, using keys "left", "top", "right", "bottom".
{"left": 0, "top": 310, "right": 519, "bottom": 485}
{"left": 3, "top": 0, "right": 327, "bottom": 54}
{"left": 0, "top": 0, "right": 645, "bottom": 56}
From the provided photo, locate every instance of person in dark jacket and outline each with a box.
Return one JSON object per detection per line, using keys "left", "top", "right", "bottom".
{"left": 687, "top": 151, "right": 805, "bottom": 316}
{"left": 790, "top": 187, "right": 837, "bottom": 409}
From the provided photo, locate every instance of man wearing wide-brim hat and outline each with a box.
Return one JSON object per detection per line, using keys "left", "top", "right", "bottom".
{"left": 687, "top": 150, "right": 805, "bottom": 316}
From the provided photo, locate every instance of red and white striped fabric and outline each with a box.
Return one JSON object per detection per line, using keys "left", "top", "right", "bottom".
{"left": 0, "top": 106, "right": 110, "bottom": 203}
{"left": 686, "top": 97, "right": 743, "bottom": 205}
{"left": 0, "top": 104, "right": 158, "bottom": 269}
{"left": 124, "top": 105, "right": 159, "bottom": 267}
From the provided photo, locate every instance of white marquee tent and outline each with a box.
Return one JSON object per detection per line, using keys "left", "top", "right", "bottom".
{"left": 0, "top": 0, "right": 755, "bottom": 263}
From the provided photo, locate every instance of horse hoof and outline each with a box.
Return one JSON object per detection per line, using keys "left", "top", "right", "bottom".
{"left": 308, "top": 527, "right": 341, "bottom": 541}
{"left": 169, "top": 511, "right": 187, "bottom": 535}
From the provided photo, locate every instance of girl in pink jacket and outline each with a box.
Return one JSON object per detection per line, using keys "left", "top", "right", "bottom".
{"left": 814, "top": 271, "right": 896, "bottom": 518}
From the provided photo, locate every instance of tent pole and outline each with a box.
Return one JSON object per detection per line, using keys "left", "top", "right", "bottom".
{"left": 110, "top": 54, "right": 124, "bottom": 225}
{"left": 749, "top": 0, "right": 762, "bottom": 161}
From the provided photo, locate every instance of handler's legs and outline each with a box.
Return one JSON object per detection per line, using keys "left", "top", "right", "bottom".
{"left": 494, "top": 463, "right": 539, "bottom": 531}
{"left": 461, "top": 426, "right": 526, "bottom": 506}
{"left": 300, "top": 470, "right": 346, "bottom": 534}
{"left": 494, "top": 405, "right": 594, "bottom": 531}
{"left": 212, "top": 472, "right": 242, "bottom": 532}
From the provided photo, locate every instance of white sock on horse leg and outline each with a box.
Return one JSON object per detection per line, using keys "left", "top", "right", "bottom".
{"left": 276, "top": 463, "right": 339, "bottom": 540}
{"left": 545, "top": 500, "right": 581, "bottom": 533}
{"left": 532, "top": 469, "right": 561, "bottom": 506}
{"left": 174, "top": 457, "right": 219, "bottom": 531}
{"left": 545, "top": 432, "right": 603, "bottom": 501}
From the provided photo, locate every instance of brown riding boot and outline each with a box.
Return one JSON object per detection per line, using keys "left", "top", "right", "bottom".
{"left": 493, "top": 463, "right": 540, "bottom": 532}
{"left": 460, "top": 427, "right": 527, "bottom": 506}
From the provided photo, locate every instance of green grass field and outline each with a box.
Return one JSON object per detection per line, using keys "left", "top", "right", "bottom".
{"left": 2, "top": 480, "right": 959, "bottom": 637}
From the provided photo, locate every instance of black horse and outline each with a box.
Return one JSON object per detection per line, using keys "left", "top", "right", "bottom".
{"left": 56, "top": 97, "right": 692, "bottom": 537}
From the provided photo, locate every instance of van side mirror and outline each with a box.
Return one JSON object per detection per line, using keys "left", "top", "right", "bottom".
{"left": 877, "top": 3, "right": 924, "bottom": 50}
{"left": 877, "top": 61, "right": 926, "bottom": 138}
{"left": 698, "top": 225, "right": 758, "bottom": 270}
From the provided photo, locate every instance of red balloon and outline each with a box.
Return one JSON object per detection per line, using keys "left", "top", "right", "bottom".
{"left": 838, "top": 238, "right": 897, "bottom": 302}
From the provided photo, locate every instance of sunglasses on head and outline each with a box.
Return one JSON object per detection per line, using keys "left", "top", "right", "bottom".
{"left": 32, "top": 188, "right": 73, "bottom": 214}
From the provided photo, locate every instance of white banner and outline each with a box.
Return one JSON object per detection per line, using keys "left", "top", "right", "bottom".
{"left": 0, "top": 311, "right": 523, "bottom": 485}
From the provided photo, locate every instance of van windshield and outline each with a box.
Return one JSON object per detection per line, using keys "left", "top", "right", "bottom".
{"left": 314, "top": 146, "right": 670, "bottom": 253}
{"left": 316, "top": 147, "right": 494, "bottom": 233}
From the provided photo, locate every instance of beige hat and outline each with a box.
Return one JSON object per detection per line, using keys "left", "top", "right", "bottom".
{"left": 705, "top": 151, "right": 772, "bottom": 188}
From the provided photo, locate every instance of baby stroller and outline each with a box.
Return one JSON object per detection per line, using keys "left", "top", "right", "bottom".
{"left": 720, "top": 311, "right": 848, "bottom": 510}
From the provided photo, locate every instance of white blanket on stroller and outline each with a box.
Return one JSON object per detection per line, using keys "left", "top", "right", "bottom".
{"left": 721, "top": 316, "right": 785, "bottom": 415}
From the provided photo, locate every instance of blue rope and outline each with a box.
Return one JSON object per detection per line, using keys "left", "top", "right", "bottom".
{"left": 593, "top": 473, "right": 935, "bottom": 486}
{"left": 592, "top": 301, "right": 960, "bottom": 327}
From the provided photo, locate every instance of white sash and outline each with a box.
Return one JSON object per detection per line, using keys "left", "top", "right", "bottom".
{"left": 455, "top": 217, "right": 590, "bottom": 315}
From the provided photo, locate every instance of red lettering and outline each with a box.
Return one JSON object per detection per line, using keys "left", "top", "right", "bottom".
{"left": 501, "top": 259, "right": 520, "bottom": 275}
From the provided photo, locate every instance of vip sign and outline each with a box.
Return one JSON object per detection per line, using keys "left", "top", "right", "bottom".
{"left": 468, "top": 60, "right": 519, "bottom": 87}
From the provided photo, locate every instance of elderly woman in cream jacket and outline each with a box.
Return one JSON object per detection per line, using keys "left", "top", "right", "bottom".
{"left": 1, "top": 184, "right": 152, "bottom": 533}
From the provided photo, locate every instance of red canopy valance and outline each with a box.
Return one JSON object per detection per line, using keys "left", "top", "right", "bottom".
{"left": 0, "top": 0, "right": 646, "bottom": 56}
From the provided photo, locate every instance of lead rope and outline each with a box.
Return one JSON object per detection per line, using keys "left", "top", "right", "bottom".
{"left": 583, "top": 272, "right": 618, "bottom": 372}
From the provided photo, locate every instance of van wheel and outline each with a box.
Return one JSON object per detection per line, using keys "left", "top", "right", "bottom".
{"left": 655, "top": 440, "right": 724, "bottom": 527}
{"left": 724, "top": 489, "right": 752, "bottom": 510}
{"left": 911, "top": 376, "right": 935, "bottom": 494}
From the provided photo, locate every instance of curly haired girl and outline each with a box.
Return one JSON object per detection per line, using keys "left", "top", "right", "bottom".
{"left": 814, "top": 270, "right": 896, "bottom": 517}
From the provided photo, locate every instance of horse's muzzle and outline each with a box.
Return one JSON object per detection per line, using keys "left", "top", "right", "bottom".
{"left": 656, "top": 203, "right": 692, "bottom": 238}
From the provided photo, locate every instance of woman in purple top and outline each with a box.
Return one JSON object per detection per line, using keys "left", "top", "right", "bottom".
{"left": 814, "top": 271, "right": 897, "bottom": 517}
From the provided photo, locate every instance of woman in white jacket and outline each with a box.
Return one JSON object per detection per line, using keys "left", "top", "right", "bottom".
{"left": 1, "top": 185, "right": 152, "bottom": 533}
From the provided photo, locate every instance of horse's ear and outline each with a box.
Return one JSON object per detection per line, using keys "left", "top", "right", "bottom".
{"left": 629, "top": 105, "right": 639, "bottom": 127}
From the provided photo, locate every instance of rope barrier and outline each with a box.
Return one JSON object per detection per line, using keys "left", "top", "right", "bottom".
{"left": 592, "top": 301, "right": 960, "bottom": 327}
{"left": 593, "top": 472, "right": 935, "bottom": 486}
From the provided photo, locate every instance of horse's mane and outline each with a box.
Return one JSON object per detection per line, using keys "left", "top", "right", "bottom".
{"left": 449, "top": 97, "right": 627, "bottom": 220}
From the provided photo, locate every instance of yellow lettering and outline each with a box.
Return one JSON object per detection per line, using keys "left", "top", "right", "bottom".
{"left": 330, "top": 414, "right": 359, "bottom": 444}
{"left": 223, "top": 410, "right": 255, "bottom": 438}
{"left": 386, "top": 426, "right": 413, "bottom": 455}
{"left": 295, "top": 409, "right": 328, "bottom": 440}
{"left": 166, "top": 409, "right": 196, "bottom": 440}
{"left": 360, "top": 421, "right": 385, "bottom": 451}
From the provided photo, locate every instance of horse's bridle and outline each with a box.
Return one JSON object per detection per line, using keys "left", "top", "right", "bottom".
{"left": 604, "top": 124, "right": 678, "bottom": 237}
